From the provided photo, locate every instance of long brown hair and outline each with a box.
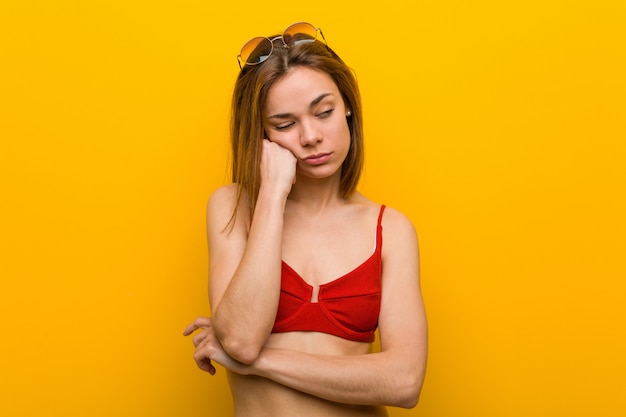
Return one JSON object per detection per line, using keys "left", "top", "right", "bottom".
{"left": 229, "top": 37, "right": 364, "bottom": 225}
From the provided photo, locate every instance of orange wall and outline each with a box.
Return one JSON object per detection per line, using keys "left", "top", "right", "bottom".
{"left": 1, "top": 1, "right": 625, "bottom": 416}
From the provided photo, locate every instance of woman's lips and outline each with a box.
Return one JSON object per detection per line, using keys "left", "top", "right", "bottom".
{"left": 302, "top": 153, "right": 331, "bottom": 165}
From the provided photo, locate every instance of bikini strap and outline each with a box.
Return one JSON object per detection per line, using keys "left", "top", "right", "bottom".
{"left": 377, "top": 205, "right": 386, "bottom": 227}
{"left": 376, "top": 205, "right": 386, "bottom": 251}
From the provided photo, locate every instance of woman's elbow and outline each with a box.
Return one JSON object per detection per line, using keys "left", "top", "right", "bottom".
{"left": 219, "top": 335, "right": 263, "bottom": 365}
{"left": 212, "top": 315, "right": 264, "bottom": 365}
{"left": 395, "top": 389, "right": 421, "bottom": 409}
{"left": 392, "top": 371, "right": 424, "bottom": 409}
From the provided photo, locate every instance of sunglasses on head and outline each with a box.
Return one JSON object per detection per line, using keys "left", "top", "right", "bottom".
{"left": 237, "top": 22, "right": 327, "bottom": 70}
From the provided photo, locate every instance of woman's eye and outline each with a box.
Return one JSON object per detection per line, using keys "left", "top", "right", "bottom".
{"left": 317, "top": 108, "right": 335, "bottom": 118}
{"left": 275, "top": 122, "right": 294, "bottom": 130}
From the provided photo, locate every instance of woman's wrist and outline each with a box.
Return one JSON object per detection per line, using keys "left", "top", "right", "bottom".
{"left": 258, "top": 182, "right": 291, "bottom": 203}
{"left": 256, "top": 185, "right": 290, "bottom": 215}
{"left": 250, "top": 347, "right": 278, "bottom": 379}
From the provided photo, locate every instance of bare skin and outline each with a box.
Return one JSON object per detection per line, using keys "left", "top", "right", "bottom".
{"left": 184, "top": 67, "right": 427, "bottom": 417}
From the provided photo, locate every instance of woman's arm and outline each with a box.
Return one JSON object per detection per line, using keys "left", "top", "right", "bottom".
{"left": 207, "top": 141, "right": 296, "bottom": 364}
{"left": 207, "top": 208, "right": 428, "bottom": 407}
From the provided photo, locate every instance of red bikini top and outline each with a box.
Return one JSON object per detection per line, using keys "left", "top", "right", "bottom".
{"left": 271, "top": 205, "right": 385, "bottom": 343}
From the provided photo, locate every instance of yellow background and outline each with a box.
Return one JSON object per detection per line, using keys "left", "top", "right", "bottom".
{"left": 1, "top": 1, "right": 625, "bottom": 416}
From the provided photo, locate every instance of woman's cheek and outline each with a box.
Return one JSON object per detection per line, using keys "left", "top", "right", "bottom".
{"left": 269, "top": 132, "right": 298, "bottom": 151}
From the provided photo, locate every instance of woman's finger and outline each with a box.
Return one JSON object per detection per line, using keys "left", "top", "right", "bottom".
{"left": 192, "top": 330, "right": 209, "bottom": 347}
{"left": 182, "top": 316, "right": 212, "bottom": 336}
{"left": 194, "top": 348, "right": 217, "bottom": 375}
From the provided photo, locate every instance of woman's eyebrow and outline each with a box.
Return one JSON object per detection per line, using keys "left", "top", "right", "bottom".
{"left": 310, "top": 93, "right": 333, "bottom": 107}
{"left": 266, "top": 93, "right": 334, "bottom": 120}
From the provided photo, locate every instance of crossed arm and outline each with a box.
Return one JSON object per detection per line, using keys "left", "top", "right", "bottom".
{"left": 183, "top": 182, "right": 427, "bottom": 408}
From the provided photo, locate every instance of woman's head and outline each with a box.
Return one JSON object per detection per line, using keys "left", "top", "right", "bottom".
{"left": 230, "top": 24, "right": 364, "bottom": 214}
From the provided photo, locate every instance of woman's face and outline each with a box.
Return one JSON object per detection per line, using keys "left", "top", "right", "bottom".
{"left": 262, "top": 66, "right": 351, "bottom": 181}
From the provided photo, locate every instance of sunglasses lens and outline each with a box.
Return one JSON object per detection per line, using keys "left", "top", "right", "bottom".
{"left": 240, "top": 37, "right": 273, "bottom": 65}
{"left": 283, "top": 22, "right": 317, "bottom": 45}
{"left": 238, "top": 23, "right": 323, "bottom": 69}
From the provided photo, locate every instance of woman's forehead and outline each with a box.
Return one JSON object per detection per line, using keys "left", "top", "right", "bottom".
{"left": 264, "top": 67, "right": 342, "bottom": 112}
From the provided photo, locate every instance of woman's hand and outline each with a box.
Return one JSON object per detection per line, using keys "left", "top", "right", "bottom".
{"left": 183, "top": 317, "right": 252, "bottom": 375}
{"left": 183, "top": 317, "right": 218, "bottom": 374}
{"left": 260, "top": 139, "right": 297, "bottom": 197}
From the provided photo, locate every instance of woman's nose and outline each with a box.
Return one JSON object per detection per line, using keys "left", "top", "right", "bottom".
{"left": 300, "top": 119, "right": 322, "bottom": 146}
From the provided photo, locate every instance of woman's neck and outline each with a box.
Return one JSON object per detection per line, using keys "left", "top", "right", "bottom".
{"left": 287, "top": 174, "right": 345, "bottom": 212}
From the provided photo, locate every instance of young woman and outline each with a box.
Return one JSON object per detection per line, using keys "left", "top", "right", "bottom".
{"left": 184, "top": 22, "right": 427, "bottom": 417}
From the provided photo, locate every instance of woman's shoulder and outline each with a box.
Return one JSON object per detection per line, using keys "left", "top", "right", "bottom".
{"left": 381, "top": 206, "right": 416, "bottom": 231}
{"left": 208, "top": 184, "right": 250, "bottom": 208}
{"left": 206, "top": 184, "right": 251, "bottom": 231}
{"left": 379, "top": 206, "right": 419, "bottom": 259}
{"left": 351, "top": 193, "right": 416, "bottom": 231}
{"left": 208, "top": 183, "right": 238, "bottom": 204}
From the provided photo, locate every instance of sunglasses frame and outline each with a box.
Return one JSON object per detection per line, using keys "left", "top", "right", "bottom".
{"left": 237, "top": 22, "right": 327, "bottom": 70}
